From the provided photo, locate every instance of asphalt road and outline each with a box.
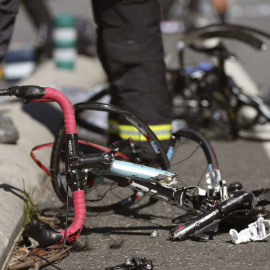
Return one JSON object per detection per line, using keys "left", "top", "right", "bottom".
{"left": 6, "top": 1, "right": 270, "bottom": 269}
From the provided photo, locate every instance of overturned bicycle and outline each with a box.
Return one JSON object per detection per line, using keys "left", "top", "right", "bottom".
{"left": 1, "top": 85, "right": 270, "bottom": 247}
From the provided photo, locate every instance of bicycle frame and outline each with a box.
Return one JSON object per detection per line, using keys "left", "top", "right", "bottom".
{"left": 86, "top": 159, "right": 194, "bottom": 207}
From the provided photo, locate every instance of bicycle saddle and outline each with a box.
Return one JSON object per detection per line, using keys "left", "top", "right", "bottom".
{"left": 189, "top": 41, "right": 236, "bottom": 61}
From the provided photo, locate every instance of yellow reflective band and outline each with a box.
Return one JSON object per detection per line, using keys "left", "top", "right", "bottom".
{"left": 119, "top": 133, "right": 171, "bottom": 141}
{"left": 109, "top": 120, "right": 172, "bottom": 141}
{"left": 118, "top": 124, "right": 139, "bottom": 131}
{"left": 149, "top": 124, "right": 172, "bottom": 131}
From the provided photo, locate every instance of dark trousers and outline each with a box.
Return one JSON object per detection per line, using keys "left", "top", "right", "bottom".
{"left": 0, "top": 0, "right": 20, "bottom": 63}
{"left": 92, "top": 0, "right": 172, "bottom": 135}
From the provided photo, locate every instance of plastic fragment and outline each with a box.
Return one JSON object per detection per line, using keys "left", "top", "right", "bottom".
{"left": 151, "top": 231, "right": 158, "bottom": 238}
{"left": 230, "top": 215, "right": 270, "bottom": 244}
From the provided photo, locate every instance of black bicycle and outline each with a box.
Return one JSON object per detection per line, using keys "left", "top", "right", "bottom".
{"left": 1, "top": 85, "right": 270, "bottom": 247}
{"left": 168, "top": 23, "right": 270, "bottom": 139}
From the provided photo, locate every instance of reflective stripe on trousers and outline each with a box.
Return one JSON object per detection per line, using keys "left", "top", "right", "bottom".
{"left": 109, "top": 120, "right": 171, "bottom": 141}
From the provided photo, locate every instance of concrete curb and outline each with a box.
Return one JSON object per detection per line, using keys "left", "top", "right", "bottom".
{"left": 0, "top": 99, "right": 54, "bottom": 268}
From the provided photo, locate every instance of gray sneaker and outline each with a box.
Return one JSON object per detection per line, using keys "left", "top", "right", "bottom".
{"left": 0, "top": 112, "right": 19, "bottom": 143}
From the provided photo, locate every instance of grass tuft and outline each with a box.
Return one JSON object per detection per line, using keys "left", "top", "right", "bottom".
{"left": 22, "top": 181, "right": 40, "bottom": 226}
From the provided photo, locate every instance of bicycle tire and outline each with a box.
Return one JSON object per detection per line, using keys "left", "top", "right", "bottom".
{"left": 168, "top": 128, "right": 218, "bottom": 191}
{"left": 75, "top": 84, "right": 110, "bottom": 145}
{"left": 50, "top": 102, "right": 170, "bottom": 215}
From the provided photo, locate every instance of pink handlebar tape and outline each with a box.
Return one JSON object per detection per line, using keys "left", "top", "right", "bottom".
{"left": 60, "top": 190, "right": 86, "bottom": 243}
{"left": 42, "top": 88, "right": 85, "bottom": 242}
{"left": 30, "top": 87, "right": 85, "bottom": 243}
{"left": 43, "top": 87, "right": 77, "bottom": 134}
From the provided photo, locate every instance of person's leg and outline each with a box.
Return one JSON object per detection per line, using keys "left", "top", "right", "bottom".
{"left": 92, "top": 0, "right": 172, "bottom": 147}
{"left": 21, "top": 0, "right": 52, "bottom": 29}
{"left": 0, "top": 0, "right": 20, "bottom": 143}
{"left": 158, "top": 0, "right": 176, "bottom": 20}
{"left": 0, "top": 0, "right": 20, "bottom": 62}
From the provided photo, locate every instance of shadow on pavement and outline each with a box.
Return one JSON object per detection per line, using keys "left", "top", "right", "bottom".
{"left": 82, "top": 224, "right": 175, "bottom": 237}
{"left": 23, "top": 102, "right": 63, "bottom": 135}
{"left": 0, "top": 183, "right": 25, "bottom": 201}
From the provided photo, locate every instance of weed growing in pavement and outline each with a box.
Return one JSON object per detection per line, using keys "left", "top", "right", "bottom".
{"left": 22, "top": 181, "right": 40, "bottom": 226}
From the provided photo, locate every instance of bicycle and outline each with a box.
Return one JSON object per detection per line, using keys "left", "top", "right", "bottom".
{"left": 1, "top": 85, "right": 270, "bottom": 247}
{"left": 50, "top": 89, "right": 219, "bottom": 218}
{"left": 168, "top": 23, "right": 270, "bottom": 139}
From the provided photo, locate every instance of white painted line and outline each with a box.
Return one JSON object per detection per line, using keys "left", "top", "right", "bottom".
{"left": 226, "top": 60, "right": 270, "bottom": 153}
{"left": 225, "top": 60, "right": 259, "bottom": 95}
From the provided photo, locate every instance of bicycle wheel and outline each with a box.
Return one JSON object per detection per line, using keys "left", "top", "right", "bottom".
{"left": 168, "top": 128, "right": 218, "bottom": 192}
{"left": 50, "top": 102, "right": 170, "bottom": 215}
{"left": 75, "top": 84, "right": 110, "bottom": 145}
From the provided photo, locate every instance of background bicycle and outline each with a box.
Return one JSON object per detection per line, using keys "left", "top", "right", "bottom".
{"left": 168, "top": 23, "right": 270, "bottom": 140}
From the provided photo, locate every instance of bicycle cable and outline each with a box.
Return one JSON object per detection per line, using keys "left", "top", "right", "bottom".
{"left": 171, "top": 141, "right": 201, "bottom": 167}
{"left": 64, "top": 183, "right": 69, "bottom": 245}
{"left": 85, "top": 183, "right": 119, "bottom": 203}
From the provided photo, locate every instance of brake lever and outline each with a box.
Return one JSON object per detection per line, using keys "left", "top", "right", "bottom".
{"left": 22, "top": 219, "right": 63, "bottom": 247}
